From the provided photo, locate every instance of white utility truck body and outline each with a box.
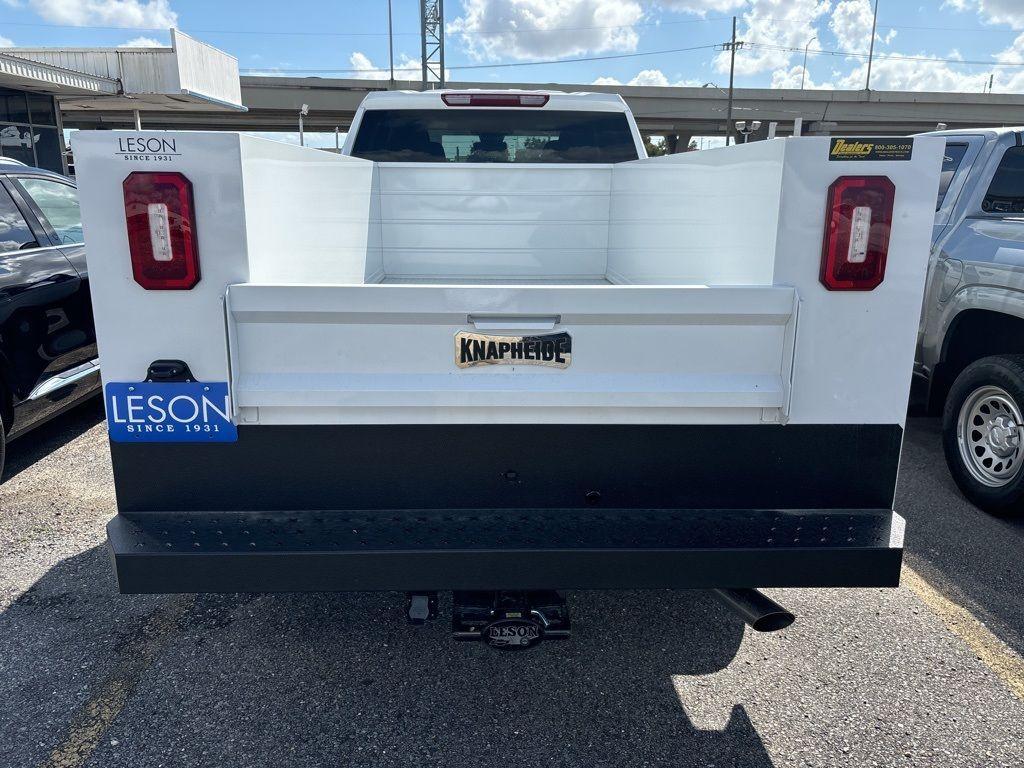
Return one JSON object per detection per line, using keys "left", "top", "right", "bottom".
{"left": 75, "top": 91, "right": 942, "bottom": 641}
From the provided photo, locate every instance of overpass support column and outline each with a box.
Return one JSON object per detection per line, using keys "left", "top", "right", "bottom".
{"left": 665, "top": 133, "right": 693, "bottom": 154}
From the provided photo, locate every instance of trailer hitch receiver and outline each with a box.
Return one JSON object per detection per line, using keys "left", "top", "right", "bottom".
{"left": 452, "top": 590, "right": 571, "bottom": 649}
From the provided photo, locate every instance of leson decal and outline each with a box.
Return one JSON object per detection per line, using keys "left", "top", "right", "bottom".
{"left": 105, "top": 381, "right": 237, "bottom": 442}
{"left": 114, "top": 136, "right": 180, "bottom": 162}
{"left": 455, "top": 331, "right": 572, "bottom": 369}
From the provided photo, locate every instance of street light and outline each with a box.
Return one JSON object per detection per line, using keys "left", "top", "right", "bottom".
{"left": 801, "top": 36, "right": 816, "bottom": 90}
{"left": 298, "top": 103, "right": 309, "bottom": 146}
{"left": 736, "top": 120, "right": 762, "bottom": 143}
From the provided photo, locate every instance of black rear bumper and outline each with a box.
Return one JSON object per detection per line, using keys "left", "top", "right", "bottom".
{"left": 107, "top": 507, "right": 905, "bottom": 593}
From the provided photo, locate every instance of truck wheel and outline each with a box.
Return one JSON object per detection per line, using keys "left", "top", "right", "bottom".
{"left": 943, "top": 355, "right": 1024, "bottom": 515}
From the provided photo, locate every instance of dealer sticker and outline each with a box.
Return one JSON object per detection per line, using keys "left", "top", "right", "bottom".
{"left": 829, "top": 137, "right": 913, "bottom": 161}
{"left": 105, "top": 381, "right": 237, "bottom": 442}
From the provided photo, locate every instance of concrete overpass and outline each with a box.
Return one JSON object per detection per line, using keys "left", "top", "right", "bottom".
{"left": 58, "top": 75, "right": 1024, "bottom": 138}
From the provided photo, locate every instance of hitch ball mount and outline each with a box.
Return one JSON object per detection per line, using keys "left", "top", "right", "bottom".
{"left": 407, "top": 590, "right": 571, "bottom": 649}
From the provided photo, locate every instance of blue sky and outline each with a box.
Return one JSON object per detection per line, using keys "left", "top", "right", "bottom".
{"left": 3, "top": 1, "right": 1024, "bottom": 93}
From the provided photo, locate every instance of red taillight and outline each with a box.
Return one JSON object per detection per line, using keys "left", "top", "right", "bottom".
{"left": 442, "top": 93, "right": 549, "bottom": 107}
{"left": 819, "top": 175, "right": 895, "bottom": 291}
{"left": 123, "top": 171, "right": 200, "bottom": 290}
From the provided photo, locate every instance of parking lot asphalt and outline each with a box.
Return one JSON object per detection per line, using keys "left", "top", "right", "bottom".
{"left": 1, "top": 405, "right": 1023, "bottom": 768}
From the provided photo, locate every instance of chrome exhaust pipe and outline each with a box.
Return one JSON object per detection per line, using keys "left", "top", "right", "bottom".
{"left": 712, "top": 588, "right": 795, "bottom": 632}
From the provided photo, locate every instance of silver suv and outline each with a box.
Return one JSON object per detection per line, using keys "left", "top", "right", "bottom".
{"left": 917, "top": 127, "right": 1024, "bottom": 514}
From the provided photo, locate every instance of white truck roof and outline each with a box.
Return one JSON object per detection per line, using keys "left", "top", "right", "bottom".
{"left": 359, "top": 88, "right": 630, "bottom": 112}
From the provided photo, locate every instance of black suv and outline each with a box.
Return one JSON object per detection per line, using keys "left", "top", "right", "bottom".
{"left": 0, "top": 159, "right": 98, "bottom": 479}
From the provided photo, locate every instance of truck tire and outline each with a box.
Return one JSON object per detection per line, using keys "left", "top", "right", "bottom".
{"left": 943, "top": 355, "right": 1024, "bottom": 515}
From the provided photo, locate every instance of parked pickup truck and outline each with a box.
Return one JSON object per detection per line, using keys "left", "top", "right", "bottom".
{"left": 73, "top": 91, "right": 943, "bottom": 648}
{"left": 915, "top": 127, "right": 1024, "bottom": 515}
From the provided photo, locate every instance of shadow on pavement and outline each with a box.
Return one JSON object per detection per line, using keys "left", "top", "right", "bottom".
{"left": 3, "top": 397, "right": 104, "bottom": 482}
{"left": 0, "top": 544, "right": 774, "bottom": 768}
{"left": 899, "top": 417, "right": 1024, "bottom": 655}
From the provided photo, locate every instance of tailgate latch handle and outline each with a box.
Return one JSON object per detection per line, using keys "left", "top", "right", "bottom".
{"left": 468, "top": 315, "right": 561, "bottom": 331}
{"left": 145, "top": 359, "right": 197, "bottom": 383}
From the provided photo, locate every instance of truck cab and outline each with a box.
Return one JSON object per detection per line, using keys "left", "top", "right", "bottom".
{"left": 916, "top": 127, "right": 1024, "bottom": 513}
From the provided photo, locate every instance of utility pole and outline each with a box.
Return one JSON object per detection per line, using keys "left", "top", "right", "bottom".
{"left": 723, "top": 17, "right": 744, "bottom": 147}
{"left": 388, "top": 0, "right": 395, "bottom": 88}
{"left": 420, "top": 0, "right": 445, "bottom": 89}
{"left": 801, "top": 36, "right": 816, "bottom": 90}
{"left": 865, "top": 0, "right": 879, "bottom": 90}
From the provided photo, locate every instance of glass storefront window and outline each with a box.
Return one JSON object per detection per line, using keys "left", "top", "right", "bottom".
{"left": 33, "top": 127, "right": 61, "bottom": 171}
{"left": 0, "top": 90, "right": 63, "bottom": 173}
{"left": 0, "top": 125, "right": 37, "bottom": 165}
{"left": 27, "top": 93, "right": 56, "bottom": 126}
{"left": 0, "top": 89, "right": 30, "bottom": 124}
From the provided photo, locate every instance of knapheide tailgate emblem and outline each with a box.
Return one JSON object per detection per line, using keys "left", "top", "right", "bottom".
{"left": 455, "top": 331, "right": 572, "bottom": 369}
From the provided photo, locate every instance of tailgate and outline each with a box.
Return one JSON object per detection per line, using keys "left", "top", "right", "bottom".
{"left": 225, "top": 284, "right": 798, "bottom": 425}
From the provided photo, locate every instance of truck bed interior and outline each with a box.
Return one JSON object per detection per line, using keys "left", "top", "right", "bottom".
{"left": 239, "top": 139, "right": 781, "bottom": 287}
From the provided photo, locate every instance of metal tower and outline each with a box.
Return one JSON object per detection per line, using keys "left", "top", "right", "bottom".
{"left": 420, "top": 0, "right": 445, "bottom": 88}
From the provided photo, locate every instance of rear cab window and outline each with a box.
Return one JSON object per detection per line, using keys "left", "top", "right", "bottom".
{"left": 937, "top": 142, "right": 968, "bottom": 209}
{"left": 983, "top": 145, "right": 1024, "bottom": 214}
{"left": 351, "top": 109, "right": 639, "bottom": 164}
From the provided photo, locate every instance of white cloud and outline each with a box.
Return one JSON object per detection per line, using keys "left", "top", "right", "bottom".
{"left": 830, "top": 0, "right": 874, "bottom": 52}
{"left": 994, "top": 31, "right": 1024, "bottom": 63}
{"left": 592, "top": 69, "right": 702, "bottom": 87}
{"left": 836, "top": 52, "right": 990, "bottom": 91}
{"left": 712, "top": 0, "right": 830, "bottom": 77}
{"left": 628, "top": 68, "right": 671, "bottom": 86}
{"left": 28, "top": 0, "right": 177, "bottom": 28}
{"left": 946, "top": 0, "right": 1024, "bottom": 29}
{"left": 770, "top": 64, "right": 833, "bottom": 89}
{"left": 346, "top": 51, "right": 446, "bottom": 81}
{"left": 0, "top": 35, "right": 12, "bottom": 47}
{"left": 982, "top": 0, "right": 1024, "bottom": 28}
{"left": 119, "top": 36, "right": 165, "bottom": 47}
{"left": 348, "top": 51, "right": 384, "bottom": 79}
{"left": 653, "top": 0, "right": 746, "bottom": 11}
{"left": 450, "top": 0, "right": 643, "bottom": 60}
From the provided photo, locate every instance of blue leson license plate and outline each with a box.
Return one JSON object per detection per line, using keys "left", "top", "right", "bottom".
{"left": 105, "top": 381, "right": 238, "bottom": 442}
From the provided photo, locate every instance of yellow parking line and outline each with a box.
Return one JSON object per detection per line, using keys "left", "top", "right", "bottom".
{"left": 902, "top": 563, "right": 1024, "bottom": 701}
{"left": 39, "top": 595, "right": 195, "bottom": 768}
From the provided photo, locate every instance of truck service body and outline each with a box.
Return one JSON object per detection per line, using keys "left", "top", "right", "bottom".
{"left": 74, "top": 91, "right": 943, "bottom": 642}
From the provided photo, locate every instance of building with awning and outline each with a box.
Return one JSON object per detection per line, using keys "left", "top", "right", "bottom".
{"left": 0, "top": 29, "right": 244, "bottom": 174}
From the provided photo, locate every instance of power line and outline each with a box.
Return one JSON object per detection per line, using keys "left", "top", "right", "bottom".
{"left": 2, "top": 12, "right": 1022, "bottom": 39}
{"left": 239, "top": 43, "right": 721, "bottom": 74}
{"left": 749, "top": 41, "right": 1024, "bottom": 67}
{"left": 745, "top": 16, "right": 1021, "bottom": 35}
{"left": 244, "top": 39, "right": 1021, "bottom": 76}
{"left": 0, "top": 16, "right": 733, "bottom": 38}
